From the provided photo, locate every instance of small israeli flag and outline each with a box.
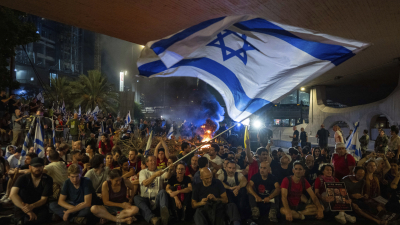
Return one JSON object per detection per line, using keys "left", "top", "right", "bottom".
{"left": 138, "top": 15, "right": 369, "bottom": 122}
{"left": 100, "top": 121, "right": 105, "bottom": 134}
{"left": 78, "top": 105, "right": 81, "bottom": 117}
{"left": 167, "top": 126, "right": 174, "bottom": 139}
{"left": 125, "top": 111, "right": 131, "bottom": 126}
{"left": 346, "top": 122, "right": 362, "bottom": 161}
{"left": 51, "top": 118, "right": 56, "bottom": 147}
{"left": 34, "top": 117, "right": 45, "bottom": 158}
{"left": 144, "top": 131, "right": 153, "bottom": 157}
{"left": 21, "top": 117, "right": 37, "bottom": 165}
{"left": 62, "top": 101, "right": 66, "bottom": 114}
{"left": 36, "top": 92, "right": 44, "bottom": 103}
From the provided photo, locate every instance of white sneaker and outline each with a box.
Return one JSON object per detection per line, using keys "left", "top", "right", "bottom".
{"left": 335, "top": 214, "right": 346, "bottom": 224}
{"left": 0, "top": 195, "right": 8, "bottom": 202}
{"left": 2, "top": 198, "right": 11, "bottom": 204}
{"left": 344, "top": 213, "right": 356, "bottom": 223}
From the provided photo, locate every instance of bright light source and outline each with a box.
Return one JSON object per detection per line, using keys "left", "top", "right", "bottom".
{"left": 253, "top": 120, "right": 262, "bottom": 128}
{"left": 140, "top": 45, "right": 145, "bottom": 48}
{"left": 125, "top": 71, "right": 127, "bottom": 75}
{"left": 14, "top": 69, "right": 17, "bottom": 72}
{"left": 300, "top": 87, "right": 305, "bottom": 91}
{"left": 237, "top": 123, "right": 241, "bottom": 127}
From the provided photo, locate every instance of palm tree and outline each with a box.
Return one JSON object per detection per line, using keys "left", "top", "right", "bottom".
{"left": 71, "top": 70, "right": 119, "bottom": 113}
{"left": 45, "top": 76, "right": 72, "bottom": 108}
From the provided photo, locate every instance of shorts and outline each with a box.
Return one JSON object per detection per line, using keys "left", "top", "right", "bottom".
{"left": 56, "top": 131, "right": 64, "bottom": 138}
{"left": 72, "top": 135, "right": 79, "bottom": 141}
{"left": 289, "top": 202, "right": 307, "bottom": 211}
{"left": 105, "top": 206, "right": 124, "bottom": 215}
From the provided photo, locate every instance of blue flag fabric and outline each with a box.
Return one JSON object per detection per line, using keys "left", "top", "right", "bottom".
{"left": 35, "top": 117, "right": 45, "bottom": 158}
{"left": 346, "top": 122, "right": 362, "bottom": 161}
{"left": 137, "top": 15, "right": 369, "bottom": 122}
{"left": 22, "top": 117, "right": 36, "bottom": 158}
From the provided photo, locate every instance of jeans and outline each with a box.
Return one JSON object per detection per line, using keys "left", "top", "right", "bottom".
{"left": 226, "top": 187, "right": 251, "bottom": 219}
{"left": 49, "top": 201, "right": 91, "bottom": 222}
{"left": 194, "top": 202, "right": 240, "bottom": 225}
{"left": 248, "top": 192, "right": 280, "bottom": 212}
{"left": 134, "top": 190, "right": 168, "bottom": 222}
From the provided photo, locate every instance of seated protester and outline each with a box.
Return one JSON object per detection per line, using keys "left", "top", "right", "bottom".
{"left": 67, "top": 150, "right": 84, "bottom": 169}
{"left": 85, "top": 144, "right": 96, "bottom": 161}
{"left": 304, "top": 155, "right": 319, "bottom": 185}
{"left": 314, "top": 164, "right": 356, "bottom": 224}
{"left": 73, "top": 140, "right": 85, "bottom": 153}
{"left": 217, "top": 160, "right": 249, "bottom": 220}
{"left": 99, "top": 133, "right": 113, "bottom": 155}
{"left": 187, "top": 155, "right": 199, "bottom": 179}
{"left": 332, "top": 143, "right": 356, "bottom": 180}
{"left": 115, "top": 155, "right": 135, "bottom": 178}
{"left": 128, "top": 149, "right": 142, "bottom": 174}
{"left": 86, "top": 133, "right": 98, "bottom": 153}
{"left": 105, "top": 152, "right": 114, "bottom": 169}
{"left": 217, "top": 146, "right": 227, "bottom": 159}
{"left": 235, "top": 146, "right": 247, "bottom": 169}
{"left": 246, "top": 141, "right": 273, "bottom": 181}
{"left": 8, "top": 146, "right": 24, "bottom": 169}
{"left": 289, "top": 147, "right": 302, "bottom": 165}
{"left": 192, "top": 168, "right": 241, "bottom": 225}
{"left": 271, "top": 154, "right": 293, "bottom": 184}
{"left": 388, "top": 163, "right": 400, "bottom": 214}
{"left": 20, "top": 152, "right": 38, "bottom": 170}
{"left": 203, "top": 144, "right": 224, "bottom": 174}
{"left": 166, "top": 156, "right": 178, "bottom": 179}
{"left": 166, "top": 161, "right": 192, "bottom": 221}
{"left": 91, "top": 169, "right": 139, "bottom": 224}
{"left": 154, "top": 138, "right": 170, "bottom": 170}
{"left": 177, "top": 142, "right": 194, "bottom": 166}
{"left": 85, "top": 154, "right": 110, "bottom": 196}
{"left": 193, "top": 157, "right": 208, "bottom": 185}
{"left": 280, "top": 161, "right": 324, "bottom": 222}
{"left": 384, "top": 158, "right": 399, "bottom": 199}
{"left": 81, "top": 154, "right": 91, "bottom": 175}
{"left": 111, "top": 146, "right": 122, "bottom": 168}
{"left": 358, "top": 153, "right": 390, "bottom": 185}
{"left": 247, "top": 161, "right": 280, "bottom": 222}
{"left": 2, "top": 147, "right": 26, "bottom": 204}
{"left": 0, "top": 148, "right": 9, "bottom": 194}
{"left": 44, "top": 149, "right": 68, "bottom": 188}
{"left": 49, "top": 164, "right": 97, "bottom": 224}
{"left": 10, "top": 157, "right": 53, "bottom": 225}
{"left": 363, "top": 159, "right": 382, "bottom": 200}
{"left": 58, "top": 143, "right": 70, "bottom": 164}
{"left": 313, "top": 147, "right": 328, "bottom": 165}
{"left": 133, "top": 155, "right": 171, "bottom": 225}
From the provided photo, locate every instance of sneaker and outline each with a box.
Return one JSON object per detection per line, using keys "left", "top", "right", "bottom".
{"left": 73, "top": 217, "right": 87, "bottom": 224}
{"left": 335, "top": 214, "right": 347, "bottom": 224}
{"left": 246, "top": 219, "right": 258, "bottom": 225}
{"left": 268, "top": 209, "right": 278, "bottom": 222}
{"left": 160, "top": 206, "right": 169, "bottom": 225}
{"left": 2, "top": 198, "right": 11, "bottom": 204}
{"left": 297, "top": 211, "right": 305, "bottom": 220}
{"left": 251, "top": 207, "right": 260, "bottom": 220}
{"left": 150, "top": 217, "right": 161, "bottom": 225}
{"left": 0, "top": 195, "right": 8, "bottom": 202}
{"left": 344, "top": 213, "right": 356, "bottom": 223}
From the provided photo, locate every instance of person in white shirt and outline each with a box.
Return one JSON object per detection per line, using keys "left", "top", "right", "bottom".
{"left": 43, "top": 148, "right": 68, "bottom": 188}
{"left": 7, "top": 147, "right": 23, "bottom": 169}
{"left": 333, "top": 125, "right": 344, "bottom": 144}
{"left": 133, "top": 156, "right": 171, "bottom": 225}
{"left": 203, "top": 144, "right": 223, "bottom": 174}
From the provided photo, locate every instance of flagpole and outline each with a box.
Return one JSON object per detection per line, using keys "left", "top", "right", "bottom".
{"left": 162, "top": 122, "right": 239, "bottom": 172}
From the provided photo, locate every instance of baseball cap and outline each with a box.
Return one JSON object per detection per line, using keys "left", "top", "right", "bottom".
{"left": 30, "top": 157, "right": 44, "bottom": 167}
{"left": 335, "top": 142, "right": 346, "bottom": 149}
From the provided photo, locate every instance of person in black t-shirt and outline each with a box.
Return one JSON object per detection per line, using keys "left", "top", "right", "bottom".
{"left": 290, "top": 126, "right": 299, "bottom": 147}
{"left": 166, "top": 161, "right": 192, "bottom": 221}
{"left": 192, "top": 168, "right": 241, "bottom": 225}
{"left": 304, "top": 155, "right": 319, "bottom": 185}
{"left": 316, "top": 124, "right": 330, "bottom": 148}
{"left": 247, "top": 161, "right": 280, "bottom": 222}
{"left": 271, "top": 154, "right": 293, "bottom": 184}
{"left": 10, "top": 157, "right": 53, "bottom": 225}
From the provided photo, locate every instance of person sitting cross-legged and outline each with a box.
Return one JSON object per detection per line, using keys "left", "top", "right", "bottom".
{"left": 49, "top": 164, "right": 98, "bottom": 224}
{"left": 91, "top": 169, "right": 139, "bottom": 224}
{"left": 280, "top": 161, "right": 324, "bottom": 221}
{"left": 192, "top": 168, "right": 241, "bottom": 225}
{"left": 10, "top": 157, "right": 53, "bottom": 225}
{"left": 247, "top": 161, "right": 280, "bottom": 222}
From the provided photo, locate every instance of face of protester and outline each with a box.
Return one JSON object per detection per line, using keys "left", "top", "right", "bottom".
{"left": 111, "top": 176, "right": 122, "bottom": 187}
{"left": 209, "top": 147, "right": 217, "bottom": 157}
{"left": 227, "top": 153, "right": 235, "bottom": 160}
{"left": 106, "top": 155, "right": 113, "bottom": 165}
{"left": 224, "top": 148, "right": 229, "bottom": 154}
{"left": 101, "top": 135, "right": 107, "bottom": 143}
{"left": 69, "top": 173, "right": 82, "bottom": 186}
{"left": 74, "top": 153, "right": 83, "bottom": 161}
{"left": 15, "top": 109, "right": 21, "bottom": 116}
{"left": 122, "top": 162, "right": 129, "bottom": 171}
{"left": 128, "top": 151, "right": 136, "bottom": 161}
{"left": 74, "top": 113, "right": 78, "bottom": 119}
{"left": 259, "top": 161, "right": 270, "bottom": 177}
{"left": 336, "top": 147, "right": 346, "bottom": 156}
{"left": 141, "top": 162, "right": 147, "bottom": 170}
{"left": 301, "top": 128, "right": 304, "bottom": 132}
{"left": 176, "top": 164, "right": 185, "bottom": 176}
{"left": 293, "top": 164, "right": 304, "bottom": 179}
{"left": 355, "top": 169, "right": 365, "bottom": 181}
{"left": 158, "top": 150, "right": 165, "bottom": 160}
{"left": 28, "top": 147, "right": 35, "bottom": 153}
{"left": 86, "top": 145, "right": 92, "bottom": 154}
{"left": 167, "top": 158, "right": 174, "bottom": 167}
{"left": 281, "top": 155, "right": 290, "bottom": 164}
{"left": 200, "top": 170, "right": 213, "bottom": 187}
{"left": 226, "top": 162, "right": 236, "bottom": 176}
{"left": 25, "top": 156, "right": 32, "bottom": 165}
{"left": 8, "top": 146, "right": 15, "bottom": 154}
{"left": 259, "top": 151, "right": 269, "bottom": 162}
{"left": 191, "top": 156, "right": 199, "bottom": 167}
{"left": 237, "top": 148, "right": 243, "bottom": 154}
{"left": 322, "top": 166, "right": 333, "bottom": 177}
{"left": 223, "top": 160, "right": 229, "bottom": 170}
{"left": 366, "top": 161, "right": 377, "bottom": 174}
{"left": 333, "top": 126, "right": 337, "bottom": 132}
{"left": 113, "top": 152, "right": 120, "bottom": 162}
{"left": 293, "top": 126, "right": 296, "bottom": 131}
{"left": 314, "top": 149, "right": 321, "bottom": 157}
{"left": 380, "top": 130, "right": 385, "bottom": 137}
{"left": 30, "top": 165, "right": 44, "bottom": 178}
{"left": 146, "top": 156, "right": 157, "bottom": 171}
{"left": 184, "top": 144, "right": 191, "bottom": 153}
{"left": 390, "top": 163, "right": 399, "bottom": 174}
{"left": 305, "top": 156, "right": 314, "bottom": 168}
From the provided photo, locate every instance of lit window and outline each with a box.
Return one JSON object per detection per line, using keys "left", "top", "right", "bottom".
{"left": 31, "top": 77, "right": 34, "bottom": 81}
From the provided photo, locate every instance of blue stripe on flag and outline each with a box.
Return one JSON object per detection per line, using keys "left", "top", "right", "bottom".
{"left": 233, "top": 18, "right": 355, "bottom": 66}
{"left": 138, "top": 57, "right": 271, "bottom": 114}
{"left": 151, "top": 17, "right": 226, "bottom": 55}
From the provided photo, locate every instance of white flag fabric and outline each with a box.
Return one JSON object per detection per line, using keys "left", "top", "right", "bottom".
{"left": 167, "top": 126, "right": 174, "bottom": 139}
{"left": 36, "top": 92, "right": 44, "bottom": 103}
{"left": 137, "top": 15, "right": 369, "bottom": 122}
{"left": 144, "top": 131, "right": 153, "bottom": 157}
{"left": 346, "top": 122, "right": 362, "bottom": 161}
{"left": 125, "top": 111, "right": 131, "bottom": 127}
{"left": 78, "top": 105, "right": 81, "bottom": 117}
{"left": 34, "top": 117, "right": 45, "bottom": 158}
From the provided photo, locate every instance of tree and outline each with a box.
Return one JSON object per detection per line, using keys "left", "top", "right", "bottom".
{"left": 133, "top": 102, "right": 145, "bottom": 122}
{"left": 0, "top": 7, "right": 40, "bottom": 90}
{"left": 71, "top": 70, "right": 119, "bottom": 113}
{"left": 45, "top": 76, "right": 72, "bottom": 107}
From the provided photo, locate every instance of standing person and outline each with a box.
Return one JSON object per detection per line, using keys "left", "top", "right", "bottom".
{"left": 133, "top": 156, "right": 170, "bottom": 225}
{"left": 359, "top": 130, "right": 370, "bottom": 155}
{"left": 166, "top": 161, "right": 192, "bottom": 221}
{"left": 316, "top": 124, "right": 330, "bottom": 149}
{"left": 346, "top": 129, "right": 354, "bottom": 142}
{"left": 289, "top": 126, "right": 299, "bottom": 147}
{"left": 280, "top": 161, "right": 324, "bottom": 221}
{"left": 98, "top": 133, "right": 113, "bottom": 155}
{"left": 49, "top": 164, "right": 97, "bottom": 224}
{"left": 333, "top": 125, "right": 344, "bottom": 144}
{"left": 332, "top": 143, "right": 356, "bottom": 180}
{"left": 388, "top": 125, "right": 400, "bottom": 159}
{"left": 375, "top": 129, "right": 389, "bottom": 154}
{"left": 0, "top": 90, "right": 12, "bottom": 118}
{"left": 12, "top": 109, "right": 27, "bottom": 146}
{"left": 191, "top": 168, "right": 241, "bottom": 225}
{"left": 9, "top": 157, "right": 53, "bottom": 225}
{"left": 247, "top": 161, "right": 280, "bottom": 222}
{"left": 55, "top": 114, "right": 64, "bottom": 142}
{"left": 300, "top": 128, "right": 308, "bottom": 148}
{"left": 28, "top": 98, "right": 39, "bottom": 115}
{"left": 90, "top": 169, "right": 139, "bottom": 224}
{"left": 66, "top": 113, "right": 80, "bottom": 142}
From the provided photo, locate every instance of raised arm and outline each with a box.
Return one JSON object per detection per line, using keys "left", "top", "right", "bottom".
{"left": 154, "top": 141, "right": 162, "bottom": 157}
{"left": 245, "top": 139, "right": 253, "bottom": 164}
{"left": 160, "top": 138, "right": 170, "bottom": 159}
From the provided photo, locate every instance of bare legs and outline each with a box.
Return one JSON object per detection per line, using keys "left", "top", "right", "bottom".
{"left": 91, "top": 205, "right": 139, "bottom": 224}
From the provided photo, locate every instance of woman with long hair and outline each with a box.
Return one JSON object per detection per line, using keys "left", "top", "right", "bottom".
{"left": 115, "top": 156, "right": 135, "bottom": 179}
{"left": 91, "top": 169, "right": 138, "bottom": 224}
{"left": 313, "top": 147, "right": 328, "bottom": 165}
{"left": 105, "top": 153, "right": 114, "bottom": 169}
{"left": 99, "top": 133, "right": 113, "bottom": 155}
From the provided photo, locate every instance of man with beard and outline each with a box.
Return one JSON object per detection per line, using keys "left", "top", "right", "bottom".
{"left": 304, "top": 155, "right": 319, "bottom": 185}
{"left": 177, "top": 142, "right": 193, "bottom": 166}
{"left": 203, "top": 144, "right": 223, "bottom": 174}
{"left": 247, "top": 161, "right": 280, "bottom": 222}
{"left": 10, "top": 157, "right": 53, "bottom": 225}
{"left": 128, "top": 149, "right": 142, "bottom": 174}
{"left": 186, "top": 155, "right": 199, "bottom": 179}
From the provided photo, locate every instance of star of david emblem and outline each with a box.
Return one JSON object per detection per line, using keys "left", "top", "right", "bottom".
{"left": 207, "top": 30, "right": 256, "bottom": 65}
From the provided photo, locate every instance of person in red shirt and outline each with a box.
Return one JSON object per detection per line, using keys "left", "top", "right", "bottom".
{"left": 98, "top": 133, "right": 113, "bottom": 155}
{"left": 128, "top": 149, "right": 142, "bottom": 174}
{"left": 154, "top": 138, "right": 169, "bottom": 170}
{"left": 332, "top": 143, "right": 356, "bottom": 180}
{"left": 245, "top": 138, "right": 272, "bottom": 181}
{"left": 280, "top": 161, "right": 324, "bottom": 221}
{"left": 66, "top": 150, "right": 84, "bottom": 170}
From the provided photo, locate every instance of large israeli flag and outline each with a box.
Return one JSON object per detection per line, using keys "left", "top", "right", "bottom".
{"left": 34, "top": 117, "right": 45, "bottom": 158}
{"left": 138, "top": 15, "right": 369, "bottom": 121}
{"left": 346, "top": 122, "right": 362, "bottom": 160}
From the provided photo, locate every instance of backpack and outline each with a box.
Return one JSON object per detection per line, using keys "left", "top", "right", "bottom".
{"left": 287, "top": 175, "right": 306, "bottom": 194}
{"left": 223, "top": 169, "right": 239, "bottom": 187}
